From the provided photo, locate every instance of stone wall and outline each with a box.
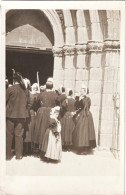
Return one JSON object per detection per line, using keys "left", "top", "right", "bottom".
{"left": 53, "top": 10, "right": 120, "bottom": 155}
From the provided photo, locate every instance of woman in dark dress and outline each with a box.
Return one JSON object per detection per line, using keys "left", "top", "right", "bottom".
{"left": 73, "top": 85, "right": 96, "bottom": 155}
{"left": 33, "top": 80, "right": 58, "bottom": 151}
{"left": 61, "top": 89, "right": 75, "bottom": 151}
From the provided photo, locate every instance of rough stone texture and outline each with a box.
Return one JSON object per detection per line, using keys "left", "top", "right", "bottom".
{"left": 65, "top": 27, "right": 75, "bottom": 45}
{"left": 101, "top": 107, "right": 114, "bottom": 121}
{"left": 99, "top": 134, "right": 112, "bottom": 148}
{"left": 64, "top": 69, "right": 76, "bottom": 80}
{"left": 64, "top": 80, "right": 75, "bottom": 91}
{"left": 102, "top": 94, "right": 114, "bottom": 107}
{"left": 76, "top": 54, "right": 87, "bottom": 69}
{"left": 76, "top": 10, "right": 86, "bottom": 27}
{"left": 104, "top": 67, "right": 119, "bottom": 81}
{"left": 53, "top": 69, "right": 64, "bottom": 81}
{"left": 76, "top": 69, "right": 88, "bottom": 81}
{"left": 77, "top": 27, "right": 88, "bottom": 43}
{"left": 105, "top": 52, "right": 120, "bottom": 68}
{"left": 90, "top": 68, "right": 102, "bottom": 81}
{"left": 75, "top": 80, "right": 88, "bottom": 93}
{"left": 89, "top": 93, "right": 101, "bottom": 106}
{"left": 89, "top": 53, "right": 102, "bottom": 68}
{"left": 53, "top": 80, "right": 64, "bottom": 90}
{"left": 90, "top": 106, "right": 99, "bottom": 123}
{"left": 100, "top": 120, "right": 117, "bottom": 134}
{"left": 64, "top": 55, "right": 75, "bottom": 69}
{"left": 53, "top": 56, "right": 63, "bottom": 70}
{"left": 103, "top": 81, "right": 117, "bottom": 94}
{"left": 89, "top": 81, "right": 102, "bottom": 93}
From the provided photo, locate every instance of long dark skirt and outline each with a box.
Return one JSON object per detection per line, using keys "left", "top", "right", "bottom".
{"left": 61, "top": 112, "right": 75, "bottom": 146}
{"left": 33, "top": 107, "right": 51, "bottom": 145}
{"left": 72, "top": 110, "right": 96, "bottom": 149}
{"left": 40, "top": 128, "right": 50, "bottom": 152}
{"left": 23, "top": 110, "right": 36, "bottom": 154}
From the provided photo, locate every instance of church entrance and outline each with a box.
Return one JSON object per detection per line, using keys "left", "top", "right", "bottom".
{"left": 6, "top": 9, "right": 54, "bottom": 86}
{"left": 6, "top": 48, "right": 54, "bottom": 85}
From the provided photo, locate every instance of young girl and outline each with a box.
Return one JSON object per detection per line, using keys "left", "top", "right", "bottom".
{"left": 40, "top": 106, "right": 62, "bottom": 162}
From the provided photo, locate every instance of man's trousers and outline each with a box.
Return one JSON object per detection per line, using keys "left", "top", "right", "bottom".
{"left": 6, "top": 118, "right": 25, "bottom": 158}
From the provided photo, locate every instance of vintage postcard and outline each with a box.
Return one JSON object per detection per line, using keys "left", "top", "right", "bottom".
{"left": 0, "top": 1, "right": 125, "bottom": 195}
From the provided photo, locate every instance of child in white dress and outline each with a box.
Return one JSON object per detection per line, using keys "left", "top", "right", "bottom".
{"left": 41, "top": 106, "right": 62, "bottom": 162}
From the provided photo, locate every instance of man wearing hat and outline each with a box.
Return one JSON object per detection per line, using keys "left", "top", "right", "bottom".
{"left": 6, "top": 72, "right": 28, "bottom": 160}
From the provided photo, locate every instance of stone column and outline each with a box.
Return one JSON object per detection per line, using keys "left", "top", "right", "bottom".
{"left": 99, "top": 40, "right": 120, "bottom": 152}
{"left": 63, "top": 45, "right": 76, "bottom": 92}
{"left": 74, "top": 10, "right": 89, "bottom": 94}
{"left": 52, "top": 46, "right": 64, "bottom": 90}
{"left": 87, "top": 41, "right": 103, "bottom": 145}
{"left": 75, "top": 44, "right": 88, "bottom": 93}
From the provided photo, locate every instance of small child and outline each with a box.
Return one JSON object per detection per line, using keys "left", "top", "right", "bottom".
{"left": 40, "top": 106, "right": 62, "bottom": 162}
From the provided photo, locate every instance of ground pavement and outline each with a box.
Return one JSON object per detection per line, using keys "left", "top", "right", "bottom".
{"left": 6, "top": 149, "right": 120, "bottom": 176}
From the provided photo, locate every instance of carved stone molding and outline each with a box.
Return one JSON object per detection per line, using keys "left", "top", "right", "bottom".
{"left": 52, "top": 46, "right": 63, "bottom": 57}
{"left": 75, "top": 43, "right": 87, "bottom": 55}
{"left": 63, "top": 45, "right": 76, "bottom": 56}
{"left": 103, "top": 39, "right": 120, "bottom": 51}
{"left": 87, "top": 40, "right": 103, "bottom": 53}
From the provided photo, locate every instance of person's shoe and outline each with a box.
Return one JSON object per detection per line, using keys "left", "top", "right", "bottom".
{"left": 15, "top": 156, "right": 23, "bottom": 160}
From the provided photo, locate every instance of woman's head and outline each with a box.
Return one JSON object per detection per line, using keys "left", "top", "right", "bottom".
{"left": 58, "top": 85, "right": 65, "bottom": 95}
{"left": 67, "top": 89, "right": 73, "bottom": 97}
{"left": 40, "top": 85, "right": 46, "bottom": 92}
{"left": 24, "top": 78, "right": 31, "bottom": 90}
{"left": 80, "top": 84, "right": 88, "bottom": 96}
{"left": 32, "top": 83, "right": 39, "bottom": 93}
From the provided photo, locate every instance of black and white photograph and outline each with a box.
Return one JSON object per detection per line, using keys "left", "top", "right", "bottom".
{"left": 0, "top": 1, "right": 125, "bottom": 195}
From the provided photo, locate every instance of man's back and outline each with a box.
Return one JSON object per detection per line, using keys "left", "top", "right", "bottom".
{"left": 6, "top": 84, "right": 27, "bottom": 118}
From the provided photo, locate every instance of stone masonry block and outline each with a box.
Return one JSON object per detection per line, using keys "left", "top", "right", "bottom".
{"left": 64, "top": 69, "right": 76, "bottom": 80}
{"left": 76, "top": 54, "right": 86, "bottom": 69}
{"left": 65, "top": 55, "right": 75, "bottom": 69}
{"left": 100, "top": 120, "right": 114, "bottom": 134}
{"left": 75, "top": 80, "right": 88, "bottom": 93}
{"left": 101, "top": 107, "right": 114, "bottom": 121}
{"left": 53, "top": 69, "right": 64, "bottom": 80}
{"left": 99, "top": 133, "right": 112, "bottom": 148}
{"left": 77, "top": 27, "right": 88, "bottom": 43}
{"left": 90, "top": 106, "right": 99, "bottom": 121}
{"left": 104, "top": 67, "right": 119, "bottom": 81}
{"left": 64, "top": 80, "right": 75, "bottom": 91}
{"left": 103, "top": 81, "right": 117, "bottom": 94}
{"left": 89, "top": 81, "right": 102, "bottom": 93}
{"left": 53, "top": 80, "right": 64, "bottom": 90}
{"left": 90, "top": 68, "right": 102, "bottom": 81}
{"left": 89, "top": 93, "right": 101, "bottom": 106}
{"left": 102, "top": 94, "right": 113, "bottom": 107}
{"left": 76, "top": 69, "right": 88, "bottom": 81}
{"left": 65, "top": 27, "right": 75, "bottom": 45}
{"left": 105, "top": 52, "right": 120, "bottom": 68}
{"left": 90, "top": 53, "right": 102, "bottom": 68}
{"left": 54, "top": 56, "right": 63, "bottom": 70}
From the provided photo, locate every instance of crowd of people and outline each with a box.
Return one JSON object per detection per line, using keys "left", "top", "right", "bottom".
{"left": 6, "top": 72, "right": 96, "bottom": 163}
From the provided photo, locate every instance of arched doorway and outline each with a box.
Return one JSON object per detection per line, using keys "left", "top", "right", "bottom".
{"left": 6, "top": 10, "right": 55, "bottom": 85}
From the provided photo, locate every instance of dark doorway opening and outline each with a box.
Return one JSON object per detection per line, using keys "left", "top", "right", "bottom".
{"left": 6, "top": 49, "right": 54, "bottom": 86}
